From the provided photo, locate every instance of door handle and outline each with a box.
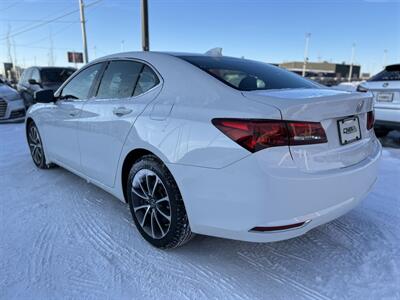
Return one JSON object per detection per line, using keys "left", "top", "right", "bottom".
{"left": 113, "top": 107, "right": 132, "bottom": 117}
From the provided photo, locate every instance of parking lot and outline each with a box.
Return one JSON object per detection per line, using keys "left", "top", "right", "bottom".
{"left": 1, "top": 123, "right": 399, "bottom": 300}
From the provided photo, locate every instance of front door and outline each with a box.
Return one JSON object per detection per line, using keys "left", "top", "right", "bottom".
{"left": 43, "top": 63, "right": 104, "bottom": 170}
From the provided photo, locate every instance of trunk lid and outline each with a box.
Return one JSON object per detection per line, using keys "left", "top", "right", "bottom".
{"left": 242, "top": 88, "right": 377, "bottom": 173}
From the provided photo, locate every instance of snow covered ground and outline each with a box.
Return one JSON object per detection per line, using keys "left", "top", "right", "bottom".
{"left": 1, "top": 123, "right": 399, "bottom": 300}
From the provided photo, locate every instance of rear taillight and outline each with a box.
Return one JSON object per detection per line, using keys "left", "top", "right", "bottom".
{"left": 367, "top": 111, "right": 374, "bottom": 130}
{"left": 212, "top": 119, "right": 327, "bottom": 153}
{"left": 286, "top": 122, "right": 327, "bottom": 146}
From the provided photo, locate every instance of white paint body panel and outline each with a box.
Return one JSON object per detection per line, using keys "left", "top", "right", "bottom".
{"left": 26, "top": 52, "right": 381, "bottom": 243}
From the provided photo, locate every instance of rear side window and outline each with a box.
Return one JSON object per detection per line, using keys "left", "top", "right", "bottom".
{"left": 133, "top": 65, "right": 160, "bottom": 96}
{"left": 369, "top": 65, "right": 400, "bottom": 81}
{"left": 97, "top": 61, "right": 142, "bottom": 99}
{"left": 178, "top": 55, "right": 319, "bottom": 91}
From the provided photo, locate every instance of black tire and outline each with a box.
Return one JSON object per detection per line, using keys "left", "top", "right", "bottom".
{"left": 27, "top": 121, "right": 55, "bottom": 169}
{"left": 374, "top": 128, "right": 390, "bottom": 137}
{"left": 127, "top": 155, "right": 193, "bottom": 249}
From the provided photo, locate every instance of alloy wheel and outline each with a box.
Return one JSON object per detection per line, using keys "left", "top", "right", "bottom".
{"left": 28, "top": 125, "right": 43, "bottom": 166}
{"left": 131, "top": 169, "right": 171, "bottom": 239}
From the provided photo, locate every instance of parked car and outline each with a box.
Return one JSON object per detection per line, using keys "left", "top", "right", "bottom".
{"left": 17, "top": 66, "right": 76, "bottom": 107}
{"left": 26, "top": 52, "right": 381, "bottom": 249}
{"left": 0, "top": 77, "right": 25, "bottom": 122}
{"left": 357, "top": 64, "right": 400, "bottom": 136}
{"left": 335, "top": 81, "right": 364, "bottom": 92}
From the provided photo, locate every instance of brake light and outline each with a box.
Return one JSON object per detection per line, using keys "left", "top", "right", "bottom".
{"left": 367, "top": 111, "right": 374, "bottom": 130}
{"left": 212, "top": 119, "right": 327, "bottom": 152}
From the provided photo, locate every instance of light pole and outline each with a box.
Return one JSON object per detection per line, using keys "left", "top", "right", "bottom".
{"left": 141, "top": 0, "right": 149, "bottom": 51}
{"left": 348, "top": 43, "right": 355, "bottom": 82}
{"left": 79, "top": 0, "right": 89, "bottom": 63}
{"left": 302, "top": 33, "right": 311, "bottom": 77}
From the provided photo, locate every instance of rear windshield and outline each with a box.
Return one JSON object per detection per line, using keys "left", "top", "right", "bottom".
{"left": 177, "top": 55, "right": 319, "bottom": 91}
{"left": 369, "top": 65, "right": 400, "bottom": 81}
{"left": 40, "top": 68, "right": 75, "bottom": 84}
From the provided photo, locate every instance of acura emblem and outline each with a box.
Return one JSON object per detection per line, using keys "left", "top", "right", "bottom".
{"left": 383, "top": 82, "right": 389, "bottom": 87}
{"left": 356, "top": 101, "right": 364, "bottom": 113}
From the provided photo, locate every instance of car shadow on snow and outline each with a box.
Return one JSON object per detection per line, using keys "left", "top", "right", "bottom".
{"left": 378, "top": 130, "right": 400, "bottom": 149}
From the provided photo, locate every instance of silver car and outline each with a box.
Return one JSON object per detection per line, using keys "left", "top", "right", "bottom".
{"left": 357, "top": 64, "right": 400, "bottom": 136}
{"left": 0, "top": 78, "right": 26, "bottom": 122}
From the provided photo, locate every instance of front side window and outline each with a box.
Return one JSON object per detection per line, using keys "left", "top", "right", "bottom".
{"left": 60, "top": 63, "right": 102, "bottom": 100}
{"left": 97, "top": 61, "right": 143, "bottom": 99}
{"left": 31, "top": 69, "right": 41, "bottom": 82}
{"left": 177, "top": 55, "right": 319, "bottom": 91}
{"left": 18, "top": 71, "right": 26, "bottom": 84}
{"left": 22, "top": 68, "right": 32, "bottom": 84}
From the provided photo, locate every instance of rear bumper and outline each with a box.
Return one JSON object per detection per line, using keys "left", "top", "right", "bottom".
{"left": 0, "top": 99, "right": 26, "bottom": 123}
{"left": 168, "top": 139, "right": 381, "bottom": 243}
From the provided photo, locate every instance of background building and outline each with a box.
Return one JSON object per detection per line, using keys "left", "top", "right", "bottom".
{"left": 279, "top": 61, "right": 361, "bottom": 86}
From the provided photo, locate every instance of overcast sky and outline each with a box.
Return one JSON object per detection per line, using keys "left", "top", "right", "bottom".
{"left": 0, "top": 0, "right": 399, "bottom": 75}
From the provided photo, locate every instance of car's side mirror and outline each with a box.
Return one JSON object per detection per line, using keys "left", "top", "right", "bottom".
{"left": 28, "top": 79, "right": 43, "bottom": 88}
{"left": 34, "top": 89, "right": 55, "bottom": 103}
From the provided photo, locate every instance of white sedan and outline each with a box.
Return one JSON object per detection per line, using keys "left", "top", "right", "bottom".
{"left": 26, "top": 52, "right": 381, "bottom": 249}
{"left": 357, "top": 64, "right": 400, "bottom": 136}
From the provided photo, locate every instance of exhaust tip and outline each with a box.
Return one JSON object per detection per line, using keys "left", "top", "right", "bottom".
{"left": 251, "top": 220, "right": 311, "bottom": 232}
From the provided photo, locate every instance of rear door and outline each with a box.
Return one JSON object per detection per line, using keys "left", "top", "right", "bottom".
{"left": 78, "top": 59, "right": 161, "bottom": 187}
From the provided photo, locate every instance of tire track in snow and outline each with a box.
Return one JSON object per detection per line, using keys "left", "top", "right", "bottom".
{"left": 67, "top": 275, "right": 107, "bottom": 298}
{"left": 262, "top": 244, "right": 312, "bottom": 264}
{"left": 75, "top": 194, "right": 264, "bottom": 299}
{"left": 182, "top": 261, "right": 250, "bottom": 300}
{"left": 29, "top": 222, "right": 58, "bottom": 285}
{"left": 237, "top": 252, "right": 331, "bottom": 300}
{"left": 71, "top": 195, "right": 235, "bottom": 299}
{"left": 71, "top": 196, "right": 122, "bottom": 295}
{"left": 70, "top": 194, "right": 156, "bottom": 296}
{"left": 330, "top": 219, "right": 364, "bottom": 242}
